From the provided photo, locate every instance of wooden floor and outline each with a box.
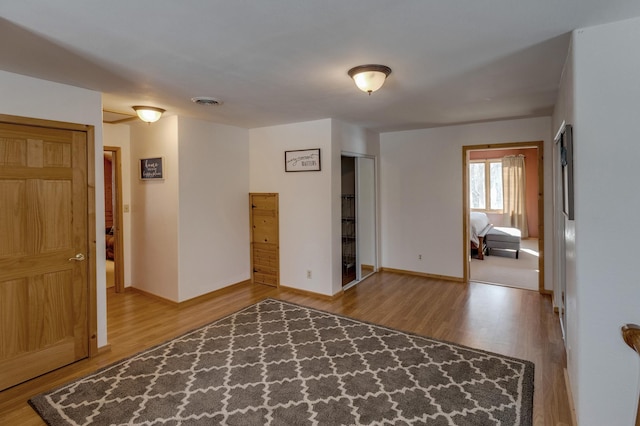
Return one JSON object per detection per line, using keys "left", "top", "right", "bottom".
{"left": 0, "top": 271, "right": 573, "bottom": 425}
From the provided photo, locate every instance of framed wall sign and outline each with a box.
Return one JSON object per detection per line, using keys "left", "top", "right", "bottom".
{"left": 139, "top": 157, "right": 164, "bottom": 180}
{"left": 285, "top": 148, "right": 321, "bottom": 172}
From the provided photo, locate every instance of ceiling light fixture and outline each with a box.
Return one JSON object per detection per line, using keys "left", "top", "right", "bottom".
{"left": 348, "top": 64, "right": 392, "bottom": 95}
{"left": 132, "top": 106, "right": 165, "bottom": 123}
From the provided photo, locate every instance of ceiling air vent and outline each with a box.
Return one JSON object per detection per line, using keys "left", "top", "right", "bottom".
{"left": 191, "top": 96, "right": 222, "bottom": 106}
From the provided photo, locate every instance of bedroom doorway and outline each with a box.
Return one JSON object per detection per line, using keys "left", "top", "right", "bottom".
{"left": 104, "top": 146, "right": 124, "bottom": 293}
{"left": 462, "top": 142, "right": 544, "bottom": 292}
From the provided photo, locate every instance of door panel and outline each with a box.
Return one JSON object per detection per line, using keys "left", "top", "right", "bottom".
{"left": 40, "top": 180, "right": 73, "bottom": 251}
{"left": 0, "top": 122, "right": 88, "bottom": 391}
{"left": 252, "top": 242, "right": 279, "bottom": 286}
{"left": 250, "top": 194, "right": 279, "bottom": 287}
{"left": 0, "top": 180, "right": 26, "bottom": 256}
{"left": 356, "top": 157, "right": 377, "bottom": 280}
{"left": 252, "top": 215, "right": 278, "bottom": 244}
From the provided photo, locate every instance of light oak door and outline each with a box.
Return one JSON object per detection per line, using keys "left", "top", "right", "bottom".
{"left": 0, "top": 122, "right": 89, "bottom": 391}
{"left": 250, "top": 193, "right": 279, "bottom": 287}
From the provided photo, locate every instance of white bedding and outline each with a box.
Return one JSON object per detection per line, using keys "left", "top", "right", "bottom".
{"left": 470, "top": 212, "right": 491, "bottom": 246}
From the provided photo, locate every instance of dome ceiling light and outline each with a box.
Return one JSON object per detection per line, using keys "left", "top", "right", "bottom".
{"left": 348, "top": 64, "right": 392, "bottom": 95}
{"left": 132, "top": 106, "right": 165, "bottom": 123}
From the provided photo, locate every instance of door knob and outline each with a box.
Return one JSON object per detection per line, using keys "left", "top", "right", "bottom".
{"left": 68, "top": 253, "right": 86, "bottom": 262}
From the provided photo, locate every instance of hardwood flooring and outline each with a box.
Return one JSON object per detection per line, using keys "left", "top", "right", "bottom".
{"left": 0, "top": 271, "right": 573, "bottom": 425}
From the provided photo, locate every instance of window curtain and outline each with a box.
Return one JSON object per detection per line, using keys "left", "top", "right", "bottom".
{"left": 502, "top": 155, "right": 528, "bottom": 237}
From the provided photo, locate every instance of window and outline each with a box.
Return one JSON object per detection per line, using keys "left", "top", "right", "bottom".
{"left": 470, "top": 160, "right": 503, "bottom": 211}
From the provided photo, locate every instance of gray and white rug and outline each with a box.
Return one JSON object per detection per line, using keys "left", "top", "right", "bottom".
{"left": 30, "top": 298, "right": 534, "bottom": 425}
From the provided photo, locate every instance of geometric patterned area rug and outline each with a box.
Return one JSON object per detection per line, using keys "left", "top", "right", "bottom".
{"left": 30, "top": 298, "right": 534, "bottom": 425}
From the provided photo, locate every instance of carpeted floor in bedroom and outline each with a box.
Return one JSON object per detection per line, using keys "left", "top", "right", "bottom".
{"left": 471, "top": 238, "right": 539, "bottom": 291}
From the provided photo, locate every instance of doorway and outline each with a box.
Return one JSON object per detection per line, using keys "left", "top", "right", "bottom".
{"left": 103, "top": 146, "right": 124, "bottom": 293}
{"left": 462, "top": 142, "right": 544, "bottom": 292}
{"left": 341, "top": 154, "right": 377, "bottom": 288}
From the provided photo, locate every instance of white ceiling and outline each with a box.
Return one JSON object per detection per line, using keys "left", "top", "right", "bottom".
{"left": 2, "top": 1, "right": 640, "bottom": 132}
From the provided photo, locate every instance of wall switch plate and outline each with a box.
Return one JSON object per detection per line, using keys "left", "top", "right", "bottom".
{"left": 124, "top": 204, "right": 130, "bottom": 213}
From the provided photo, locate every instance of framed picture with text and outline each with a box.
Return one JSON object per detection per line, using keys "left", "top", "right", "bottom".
{"left": 139, "top": 157, "right": 164, "bottom": 180}
{"left": 285, "top": 148, "right": 321, "bottom": 172}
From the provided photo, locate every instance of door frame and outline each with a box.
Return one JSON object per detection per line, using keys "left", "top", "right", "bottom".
{"left": 0, "top": 113, "right": 98, "bottom": 356}
{"left": 553, "top": 123, "right": 569, "bottom": 341}
{"left": 104, "top": 146, "right": 124, "bottom": 293}
{"left": 462, "top": 141, "right": 546, "bottom": 294}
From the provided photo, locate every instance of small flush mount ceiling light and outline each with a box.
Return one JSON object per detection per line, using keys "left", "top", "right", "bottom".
{"left": 132, "top": 106, "right": 165, "bottom": 123}
{"left": 348, "top": 64, "right": 392, "bottom": 95}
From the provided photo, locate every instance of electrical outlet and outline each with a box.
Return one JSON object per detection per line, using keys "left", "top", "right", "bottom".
{"left": 418, "top": 254, "right": 422, "bottom": 260}
{"left": 307, "top": 270, "right": 312, "bottom": 279}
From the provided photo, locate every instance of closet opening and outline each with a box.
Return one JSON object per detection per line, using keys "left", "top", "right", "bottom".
{"left": 341, "top": 154, "right": 377, "bottom": 289}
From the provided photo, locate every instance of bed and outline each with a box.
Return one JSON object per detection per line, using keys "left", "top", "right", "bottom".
{"left": 470, "top": 212, "right": 492, "bottom": 260}
{"left": 106, "top": 227, "right": 115, "bottom": 260}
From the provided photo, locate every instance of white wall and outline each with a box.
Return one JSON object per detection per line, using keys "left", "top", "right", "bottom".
{"left": 380, "top": 117, "right": 552, "bottom": 286}
{"left": 249, "top": 119, "right": 335, "bottom": 295}
{"left": 103, "top": 124, "right": 132, "bottom": 287}
{"left": 334, "top": 119, "right": 381, "bottom": 158}
{"left": 559, "top": 18, "right": 640, "bottom": 425}
{"left": 552, "top": 32, "right": 578, "bottom": 416}
{"left": 177, "top": 117, "right": 250, "bottom": 301}
{"left": 0, "top": 70, "right": 107, "bottom": 347}
{"left": 130, "top": 116, "right": 180, "bottom": 301}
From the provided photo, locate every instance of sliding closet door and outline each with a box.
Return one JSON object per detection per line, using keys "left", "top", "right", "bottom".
{"left": 357, "top": 157, "right": 376, "bottom": 280}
